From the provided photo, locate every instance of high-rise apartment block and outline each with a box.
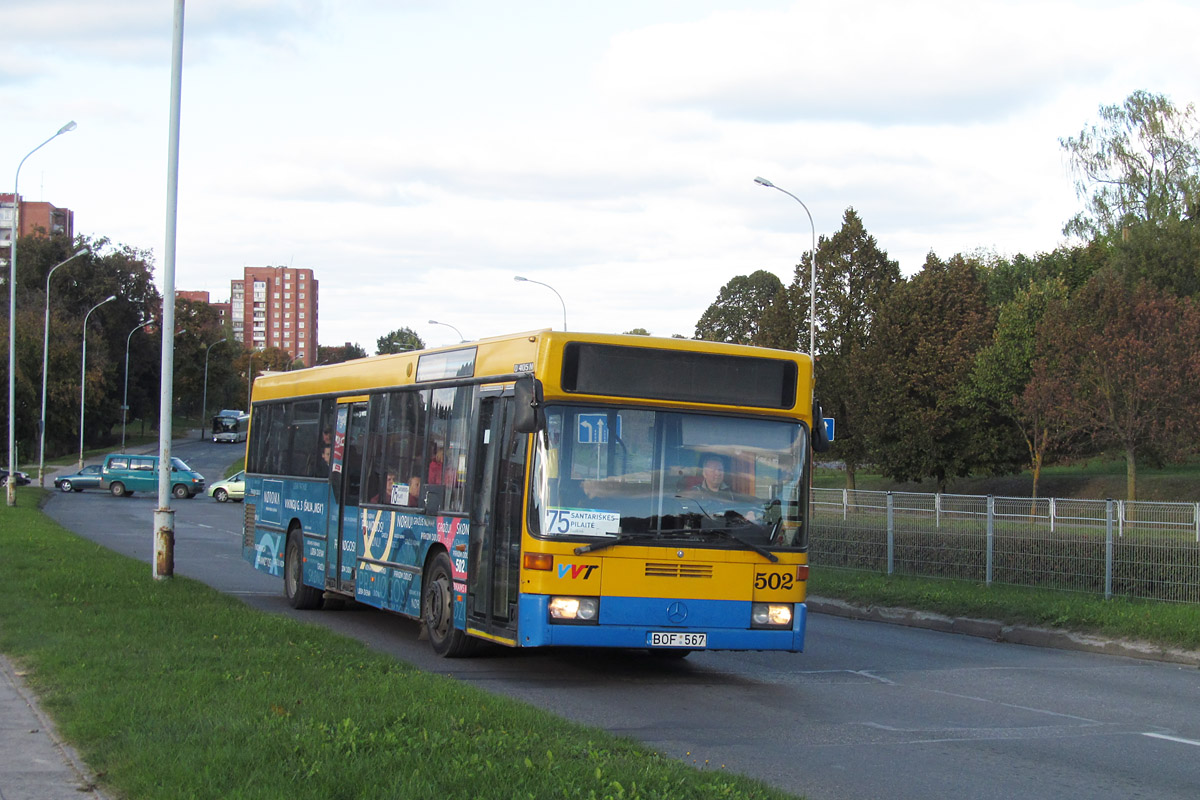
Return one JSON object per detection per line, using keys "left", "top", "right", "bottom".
{"left": 229, "top": 266, "right": 319, "bottom": 364}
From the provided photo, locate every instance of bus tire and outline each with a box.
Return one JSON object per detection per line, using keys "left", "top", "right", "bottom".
{"left": 110, "top": 482, "right": 127, "bottom": 497}
{"left": 422, "top": 551, "right": 474, "bottom": 658}
{"left": 285, "top": 527, "right": 323, "bottom": 610}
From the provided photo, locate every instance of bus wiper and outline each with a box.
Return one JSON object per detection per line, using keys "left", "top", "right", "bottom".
{"left": 574, "top": 534, "right": 647, "bottom": 555}
{"left": 703, "top": 527, "right": 779, "bottom": 563}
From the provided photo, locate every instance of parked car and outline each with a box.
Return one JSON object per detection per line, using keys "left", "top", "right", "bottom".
{"left": 54, "top": 464, "right": 104, "bottom": 492}
{"left": 100, "top": 453, "right": 205, "bottom": 499}
{"left": 0, "top": 468, "right": 31, "bottom": 487}
{"left": 207, "top": 471, "right": 245, "bottom": 503}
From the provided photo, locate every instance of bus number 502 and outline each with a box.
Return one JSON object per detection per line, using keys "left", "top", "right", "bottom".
{"left": 754, "top": 572, "right": 794, "bottom": 591}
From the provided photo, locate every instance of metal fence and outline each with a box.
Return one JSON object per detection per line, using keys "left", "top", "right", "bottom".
{"left": 811, "top": 488, "right": 1200, "bottom": 603}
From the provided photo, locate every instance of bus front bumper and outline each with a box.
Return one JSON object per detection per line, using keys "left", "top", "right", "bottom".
{"left": 516, "top": 595, "right": 806, "bottom": 652}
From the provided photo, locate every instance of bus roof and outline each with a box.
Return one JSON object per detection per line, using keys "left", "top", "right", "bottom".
{"left": 250, "top": 330, "right": 814, "bottom": 417}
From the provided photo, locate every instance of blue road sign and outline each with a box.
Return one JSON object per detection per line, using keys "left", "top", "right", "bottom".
{"left": 578, "top": 414, "right": 611, "bottom": 444}
{"left": 823, "top": 417, "right": 835, "bottom": 442}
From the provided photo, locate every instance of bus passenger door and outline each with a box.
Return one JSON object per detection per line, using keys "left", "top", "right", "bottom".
{"left": 467, "top": 394, "right": 524, "bottom": 638}
{"left": 327, "top": 401, "right": 367, "bottom": 594}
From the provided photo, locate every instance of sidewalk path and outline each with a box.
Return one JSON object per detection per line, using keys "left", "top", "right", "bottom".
{"left": 0, "top": 653, "right": 109, "bottom": 800}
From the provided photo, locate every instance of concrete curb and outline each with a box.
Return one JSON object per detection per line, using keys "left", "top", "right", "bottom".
{"left": 808, "top": 595, "right": 1200, "bottom": 668}
{"left": 0, "top": 653, "right": 111, "bottom": 799}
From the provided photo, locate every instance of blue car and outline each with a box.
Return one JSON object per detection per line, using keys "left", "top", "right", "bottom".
{"left": 54, "top": 464, "right": 104, "bottom": 492}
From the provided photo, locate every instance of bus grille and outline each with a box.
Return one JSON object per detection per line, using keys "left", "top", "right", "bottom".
{"left": 645, "top": 562, "right": 713, "bottom": 579}
{"left": 243, "top": 503, "right": 255, "bottom": 548}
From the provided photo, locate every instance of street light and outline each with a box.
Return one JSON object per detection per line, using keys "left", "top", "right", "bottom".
{"left": 428, "top": 319, "right": 465, "bottom": 342}
{"left": 7, "top": 119, "right": 77, "bottom": 506}
{"left": 37, "top": 247, "right": 88, "bottom": 486}
{"left": 754, "top": 177, "right": 817, "bottom": 366}
{"left": 78, "top": 295, "right": 116, "bottom": 469}
{"left": 514, "top": 275, "right": 567, "bottom": 331}
{"left": 122, "top": 318, "right": 155, "bottom": 452}
{"left": 200, "top": 338, "right": 227, "bottom": 440}
{"left": 246, "top": 349, "right": 257, "bottom": 410}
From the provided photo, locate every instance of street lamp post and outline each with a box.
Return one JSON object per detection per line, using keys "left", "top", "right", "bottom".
{"left": 428, "top": 319, "right": 465, "bottom": 342}
{"left": 7, "top": 120, "right": 77, "bottom": 506}
{"left": 122, "top": 319, "right": 154, "bottom": 452}
{"left": 514, "top": 275, "right": 567, "bottom": 331}
{"left": 200, "top": 338, "right": 227, "bottom": 440}
{"left": 246, "top": 349, "right": 257, "bottom": 411}
{"left": 755, "top": 177, "right": 817, "bottom": 367}
{"left": 78, "top": 295, "right": 116, "bottom": 470}
{"left": 37, "top": 247, "right": 88, "bottom": 486}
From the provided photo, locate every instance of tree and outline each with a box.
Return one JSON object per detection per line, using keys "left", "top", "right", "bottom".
{"left": 1026, "top": 272, "right": 1200, "bottom": 500}
{"left": 860, "top": 254, "right": 998, "bottom": 489}
{"left": 1109, "top": 216, "right": 1200, "bottom": 299}
{"left": 694, "top": 270, "right": 784, "bottom": 344}
{"left": 316, "top": 343, "right": 368, "bottom": 365}
{"left": 1061, "top": 90, "right": 1200, "bottom": 240}
{"left": 1, "top": 233, "right": 161, "bottom": 458}
{"left": 964, "top": 278, "right": 1069, "bottom": 497}
{"left": 623, "top": 328, "right": 650, "bottom": 336}
{"left": 811, "top": 209, "right": 901, "bottom": 488}
{"left": 173, "top": 297, "right": 232, "bottom": 419}
{"left": 752, "top": 286, "right": 800, "bottom": 351}
{"left": 377, "top": 327, "right": 424, "bottom": 355}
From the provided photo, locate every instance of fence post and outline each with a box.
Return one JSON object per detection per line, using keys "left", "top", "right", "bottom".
{"left": 1118, "top": 499, "right": 1124, "bottom": 538}
{"left": 842, "top": 488, "right": 848, "bottom": 521}
{"left": 1195, "top": 502, "right": 1199, "bottom": 544}
{"left": 936, "top": 492, "right": 941, "bottom": 529}
{"left": 1104, "top": 498, "right": 1114, "bottom": 600}
{"left": 886, "top": 491, "right": 894, "bottom": 576}
{"left": 986, "top": 495, "right": 994, "bottom": 586}
{"left": 1049, "top": 497, "right": 1056, "bottom": 534}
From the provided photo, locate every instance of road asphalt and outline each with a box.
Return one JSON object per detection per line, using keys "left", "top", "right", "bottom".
{"left": 3, "top": 451, "right": 1197, "bottom": 799}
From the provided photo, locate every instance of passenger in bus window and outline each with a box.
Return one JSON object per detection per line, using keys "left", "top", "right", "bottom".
{"left": 427, "top": 442, "right": 444, "bottom": 485}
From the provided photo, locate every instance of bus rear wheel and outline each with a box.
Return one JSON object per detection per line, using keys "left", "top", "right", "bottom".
{"left": 285, "top": 528, "right": 323, "bottom": 610}
{"left": 422, "top": 552, "right": 474, "bottom": 657}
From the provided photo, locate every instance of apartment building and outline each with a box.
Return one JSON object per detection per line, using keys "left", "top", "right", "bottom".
{"left": 176, "top": 290, "right": 232, "bottom": 330}
{"left": 229, "top": 266, "right": 319, "bottom": 364}
{"left": 0, "top": 192, "right": 74, "bottom": 248}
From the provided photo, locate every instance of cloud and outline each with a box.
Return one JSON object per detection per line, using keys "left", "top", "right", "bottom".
{"left": 594, "top": 0, "right": 1199, "bottom": 125}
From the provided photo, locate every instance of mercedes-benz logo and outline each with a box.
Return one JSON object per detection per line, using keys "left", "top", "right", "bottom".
{"left": 666, "top": 601, "right": 688, "bottom": 624}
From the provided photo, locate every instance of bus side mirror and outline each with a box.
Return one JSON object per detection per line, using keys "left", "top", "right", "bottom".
{"left": 514, "top": 377, "right": 546, "bottom": 434}
{"left": 812, "top": 398, "right": 831, "bottom": 454}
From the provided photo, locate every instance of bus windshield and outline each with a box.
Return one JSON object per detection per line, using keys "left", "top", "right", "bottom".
{"left": 529, "top": 405, "right": 809, "bottom": 550}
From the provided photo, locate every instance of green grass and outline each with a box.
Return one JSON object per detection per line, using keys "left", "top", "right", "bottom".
{"left": 813, "top": 566, "right": 1200, "bottom": 651}
{"left": 0, "top": 487, "right": 795, "bottom": 800}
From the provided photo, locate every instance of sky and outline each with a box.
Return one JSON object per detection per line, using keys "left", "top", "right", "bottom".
{"left": 3, "top": 0, "right": 1198, "bottom": 349}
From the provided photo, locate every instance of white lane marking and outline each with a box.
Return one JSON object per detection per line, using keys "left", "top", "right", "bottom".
{"left": 1143, "top": 732, "right": 1200, "bottom": 747}
{"left": 928, "top": 689, "right": 1100, "bottom": 723}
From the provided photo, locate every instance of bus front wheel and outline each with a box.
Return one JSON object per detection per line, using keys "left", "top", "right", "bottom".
{"left": 285, "top": 528, "right": 323, "bottom": 610}
{"left": 423, "top": 552, "right": 474, "bottom": 657}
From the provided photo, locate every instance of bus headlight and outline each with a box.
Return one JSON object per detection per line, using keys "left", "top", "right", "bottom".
{"left": 751, "top": 603, "right": 793, "bottom": 628}
{"left": 548, "top": 596, "right": 599, "bottom": 623}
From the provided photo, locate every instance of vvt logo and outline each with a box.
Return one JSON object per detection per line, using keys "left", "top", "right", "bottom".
{"left": 557, "top": 563, "right": 598, "bottom": 579}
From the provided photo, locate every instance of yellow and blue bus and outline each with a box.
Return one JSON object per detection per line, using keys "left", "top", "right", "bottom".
{"left": 241, "top": 330, "right": 824, "bottom": 657}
